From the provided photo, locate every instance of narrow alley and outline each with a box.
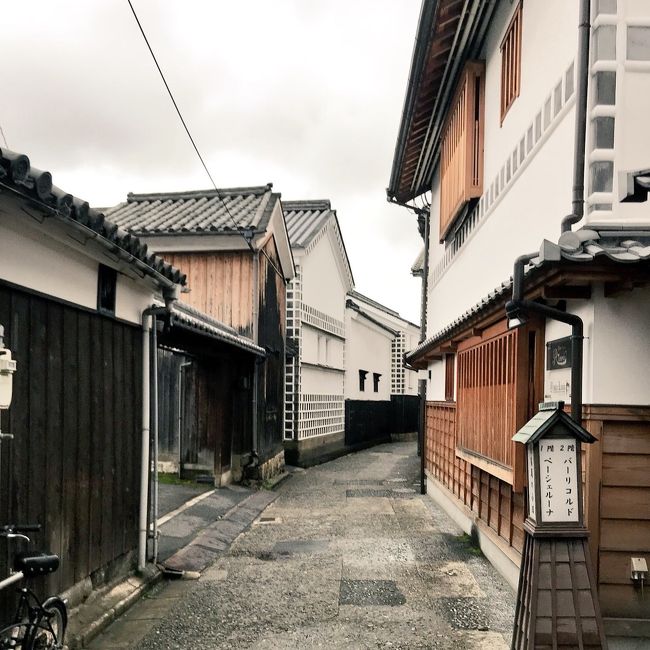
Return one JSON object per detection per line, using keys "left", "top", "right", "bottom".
{"left": 90, "top": 442, "right": 515, "bottom": 649}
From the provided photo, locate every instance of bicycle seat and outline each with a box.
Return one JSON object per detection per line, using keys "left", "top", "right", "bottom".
{"left": 13, "top": 551, "right": 60, "bottom": 577}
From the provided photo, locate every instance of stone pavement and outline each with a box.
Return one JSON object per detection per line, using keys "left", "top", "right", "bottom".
{"left": 89, "top": 442, "right": 516, "bottom": 649}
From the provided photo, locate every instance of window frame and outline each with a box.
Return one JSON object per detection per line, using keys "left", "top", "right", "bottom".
{"left": 359, "top": 369, "right": 368, "bottom": 392}
{"left": 500, "top": 1, "right": 523, "bottom": 124}
{"left": 97, "top": 264, "right": 117, "bottom": 315}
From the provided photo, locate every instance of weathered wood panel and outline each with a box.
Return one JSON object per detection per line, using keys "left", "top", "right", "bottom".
{"left": 424, "top": 401, "right": 525, "bottom": 553}
{"left": 164, "top": 252, "right": 254, "bottom": 337}
{"left": 0, "top": 281, "right": 143, "bottom": 607}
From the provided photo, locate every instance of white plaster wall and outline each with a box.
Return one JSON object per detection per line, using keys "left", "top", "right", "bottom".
{"left": 0, "top": 199, "right": 162, "bottom": 326}
{"left": 427, "top": 359, "right": 445, "bottom": 402}
{"left": 482, "top": 0, "right": 578, "bottom": 184}
{"left": 0, "top": 209, "right": 99, "bottom": 310}
{"left": 591, "top": 284, "right": 650, "bottom": 405}
{"left": 427, "top": 108, "right": 576, "bottom": 335}
{"left": 301, "top": 365, "right": 344, "bottom": 395}
{"left": 586, "top": 0, "right": 650, "bottom": 227}
{"left": 345, "top": 313, "right": 392, "bottom": 401}
{"left": 301, "top": 230, "right": 348, "bottom": 321}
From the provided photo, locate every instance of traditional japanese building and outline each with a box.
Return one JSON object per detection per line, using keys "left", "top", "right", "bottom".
{"left": 389, "top": 0, "right": 650, "bottom": 639}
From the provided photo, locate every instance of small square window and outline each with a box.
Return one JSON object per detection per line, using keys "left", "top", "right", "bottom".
{"left": 594, "top": 116, "right": 615, "bottom": 149}
{"left": 596, "top": 0, "right": 617, "bottom": 16}
{"left": 591, "top": 161, "right": 614, "bottom": 193}
{"left": 565, "top": 63, "right": 575, "bottom": 100}
{"left": 553, "top": 82, "right": 563, "bottom": 117}
{"left": 593, "top": 25, "right": 617, "bottom": 62}
{"left": 627, "top": 27, "right": 650, "bottom": 61}
{"left": 97, "top": 264, "right": 117, "bottom": 314}
{"left": 359, "top": 370, "right": 368, "bottom": 392}
{"left": 595, "top": 71, "right": 616, "bottom": 105}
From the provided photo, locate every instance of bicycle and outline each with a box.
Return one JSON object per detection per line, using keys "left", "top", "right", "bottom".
{"left": 0, "top": 524, "right": 67, "bottom": 649}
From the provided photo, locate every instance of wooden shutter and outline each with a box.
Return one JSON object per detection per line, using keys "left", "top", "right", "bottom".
{"left": 439, "top": 60, "right": 485, "bottom": 242}
{"left": 500, "top": 2, "right": 523, "bottom": 122}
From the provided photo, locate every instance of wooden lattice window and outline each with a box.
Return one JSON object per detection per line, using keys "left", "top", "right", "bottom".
{"left": 500, "top": 2, "right": 523, "bottom": 122}
{"left": 444, "top": 354, "right": 455, "bottom": 402}
{"left": 455, "top": 319, "right": 543, "bottom": 489}
{"left": 439, "top": 61, "right": 485, "bottom": 241}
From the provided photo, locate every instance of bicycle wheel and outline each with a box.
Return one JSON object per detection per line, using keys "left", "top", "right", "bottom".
{"left": 24, "top": 598, "right": 66, "bottom": 650}
{"left": 0, "top": 621, "right": 31, "bottom": 649}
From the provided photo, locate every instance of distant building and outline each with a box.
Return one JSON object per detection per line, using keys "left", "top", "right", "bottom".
{"left": 282, "top": 200, "right": 354, "bottom": 465}
{"left": 107, "top": 185, "right": 295, "bottom": 481}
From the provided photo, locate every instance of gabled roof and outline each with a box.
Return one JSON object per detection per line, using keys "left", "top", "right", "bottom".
{"left": 283, "top": 200, "right": 334, "bottom": 248}
{"left": 348, "top": 290, "right": 420, "bottom": 330}
{"left": 346, "top": 298, "right": 400, "bottom": 337}
{"left": 106, "top": 185, "right": 277, "bottom": 236}
{"left": 406, "top": 229, "right": 650, "bottom": 367}
{"left": 283, "top": 198, "right": 354, "bottom": 289}
{"left": 512, "top": 403, "right": 597, "bottom": 445}
{"left": 388, "top": 0, "right": 497, "bottom": 203}
{"left": 0, "top": 148, "right": 185, "bottom": 287}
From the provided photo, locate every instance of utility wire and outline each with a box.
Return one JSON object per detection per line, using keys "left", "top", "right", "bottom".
{"left": 126, "top": 0, "right": 286, "bottom": 282}
{"left": 0, "top": 122, "right": 9, "bottom": 149}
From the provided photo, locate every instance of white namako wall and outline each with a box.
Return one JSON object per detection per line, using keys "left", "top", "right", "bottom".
{"left": 344, "top": 310, "right": 393, "bottom": 401}
{"left": 286, "top": 220, "right": 351, "bottom": 441}
{"left": 0, "top": 198, "right": 156, "bottom": 325}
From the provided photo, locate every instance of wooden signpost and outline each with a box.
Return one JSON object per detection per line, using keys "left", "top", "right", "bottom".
{"left": 511, "top": 401, "right": 608, "bottom": 649}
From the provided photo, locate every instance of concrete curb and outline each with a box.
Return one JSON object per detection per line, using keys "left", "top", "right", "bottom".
{"left": 264, "top": 470, "right": 291, "bottom": 490}
{"left": 66, "top": 566, "right": 163, "bottom": 649}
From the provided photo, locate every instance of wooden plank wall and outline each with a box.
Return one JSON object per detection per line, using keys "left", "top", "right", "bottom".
{"left": 0, "top": 282, "right": 142, "bottom": 607}
{"left": 425, "top": 402, "right": 525, "bottom": 553}
{"left": 164, "top": 252, "right": 254, "bottom": 338}
{"left": 584, "top": 406, "right": 650, "bottom": 620}
{"left": 256, "top": 238, "right": 286, "bottom": 463}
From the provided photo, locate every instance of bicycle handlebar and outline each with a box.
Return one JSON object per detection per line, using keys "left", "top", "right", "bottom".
{"left": 1, "top": 524, "right": 41, "bottom": 534}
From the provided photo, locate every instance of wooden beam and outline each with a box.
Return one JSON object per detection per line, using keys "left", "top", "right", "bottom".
{"left": 542, "top": 285, "right": 592, "bottom": 300}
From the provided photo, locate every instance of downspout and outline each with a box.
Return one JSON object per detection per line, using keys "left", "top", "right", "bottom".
{"left": 561, "top": 0, "right": 592, "bottom": 233}
{"left": 418, "top": 208, "right": 430, "bottom": 495}
{"left": 505, "top": 253, "right": 583, "bottom": 424}
{"left": 251, "top": 249, "right": 260, "bottom": 455}
{"left": 139, "top": 287, "right": 178, "bottom": 572}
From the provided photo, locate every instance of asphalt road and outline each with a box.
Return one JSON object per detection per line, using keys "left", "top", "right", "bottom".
{"left": 91, "top": 442, "right": 516, "bottom": 649}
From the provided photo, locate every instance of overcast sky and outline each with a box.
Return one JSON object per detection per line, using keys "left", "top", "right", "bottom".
{"left": 2, "top": 0, "right": 423, "bottom": 323}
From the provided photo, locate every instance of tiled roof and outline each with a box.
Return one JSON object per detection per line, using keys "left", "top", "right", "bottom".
{"left": 171, "top": 301, "right": 265, "bottom": 356}
{"left": 105, "top": 185, "right": 278, "bottom": 236}
{"left": 346, "top": 299, "right": 400, "bottom": 337}
{"left": 0, "top": 148, "right": 186, "bottom": 286}
{"left": 406, "top": 229, "right": 650, "bottom": 365}
{"left": 282, "top": 200, "right": 334, "bottom": 248}
{"left": 348, "top": 290, "right": 400, "bottom": 318}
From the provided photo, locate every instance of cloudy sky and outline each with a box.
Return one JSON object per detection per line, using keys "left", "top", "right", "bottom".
{"left": 2, "top": 0, "right": 424, "bottom": 323}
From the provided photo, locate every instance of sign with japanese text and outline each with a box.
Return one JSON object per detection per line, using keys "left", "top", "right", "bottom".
{"left": 539, "top": 438, "right": 579, "bottom": 523}
{"left": 527, "top": 446, "right": 536, "bottom": 520}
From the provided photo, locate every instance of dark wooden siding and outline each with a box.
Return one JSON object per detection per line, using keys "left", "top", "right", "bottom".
{"left": 0, "top": 282, "right": 142, "bottom": 606}
{"left": 256, "top": 238, "right": 286, "bottom": 463}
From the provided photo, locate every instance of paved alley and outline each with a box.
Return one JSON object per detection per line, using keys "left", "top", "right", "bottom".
{"left": 91, "top": 442, "right": 515, "bottom": 649}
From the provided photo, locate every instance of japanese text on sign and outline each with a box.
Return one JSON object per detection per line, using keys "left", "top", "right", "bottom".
{"left": 527, "top": 446, "right": 536, "bottom": 520}
{"left": 539, "top": 438, "right": 579, "bottom": 523}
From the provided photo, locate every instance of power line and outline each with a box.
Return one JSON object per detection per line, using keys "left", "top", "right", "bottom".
{"left": 126, "top": 0, "right": 286, "bottom": 282}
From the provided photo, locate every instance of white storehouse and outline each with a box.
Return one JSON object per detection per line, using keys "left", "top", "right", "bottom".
{"left": 282, "top": 200, "right": 354, "bottom": 465}
{"left": 389, "top": 0, "right": 650, "bottom": 639}
{"left": 346, "top": 290, "right": 420, "bottom": 398}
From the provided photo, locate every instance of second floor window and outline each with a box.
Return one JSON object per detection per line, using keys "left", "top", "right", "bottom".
{"left": 373, "top": 373, "right": 381, "bottom": 393}
{"left": 439, "top": 60, "right": 485, "bottom": 241}
{"left": 97, "top": 264, "right": 117, "bottom": 315}
{"left": 359, "top": 369, "right": 368, "bottom": 392}
{"left": 500, "top": 2, "right": 522, "bottom": 123}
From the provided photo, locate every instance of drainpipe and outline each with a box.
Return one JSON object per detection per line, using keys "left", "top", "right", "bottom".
{"left": 418, "top": 208, "right": 430, "bottom": 495}
{"left": 561, "top": 0, "right": 592, "bottom": 233}
{"left": 139, "top": 287, "right": 178, "bottom": 572}
{"left": 505, "top": 253, "right": 583, "bottom": 424}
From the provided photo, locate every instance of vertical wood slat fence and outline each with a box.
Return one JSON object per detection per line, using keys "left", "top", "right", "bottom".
{"left": 0, "top": 282, "right": 142, "bottom": 612}
{"left": 439, "top": 60, "right": 485, "bottom": 241}
{"left": 457, "top": 329, "right": 518, "bottom": 469}
{"left": 425, "top": 402, "right": 525, "bottom": 554}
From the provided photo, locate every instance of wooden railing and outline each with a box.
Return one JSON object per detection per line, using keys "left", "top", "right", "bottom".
{"left": 439, "top": 61, "right": 485, "bottom": 242}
